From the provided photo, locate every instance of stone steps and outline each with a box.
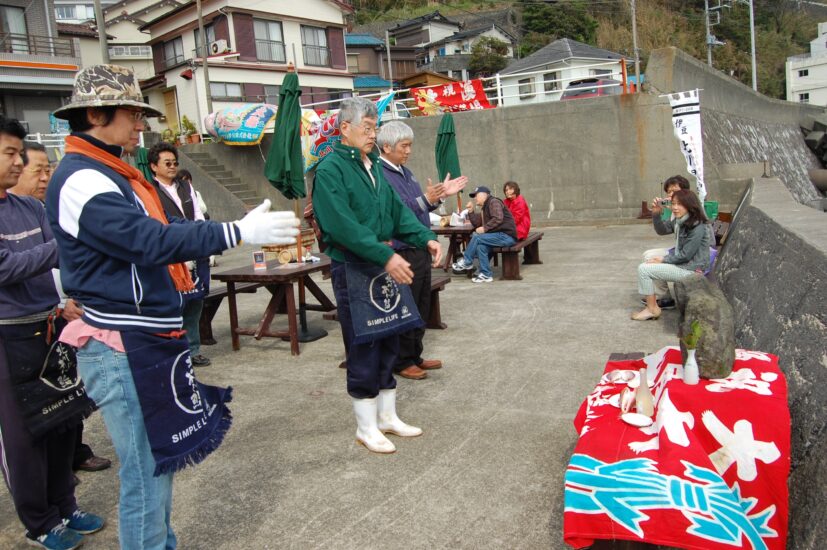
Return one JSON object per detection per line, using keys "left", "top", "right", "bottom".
{"left": 184, "top": 151, "right": 262, "bottom": 206}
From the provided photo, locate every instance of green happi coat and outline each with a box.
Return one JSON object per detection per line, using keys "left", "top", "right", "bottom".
{"left": 312, "top": 143, "right": 436, "bottom": 266}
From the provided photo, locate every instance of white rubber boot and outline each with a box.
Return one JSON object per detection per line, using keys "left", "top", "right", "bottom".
{"left": 352, "top": 397, "right": 396, "bottom": 453}
{"left": 377, "top": 389, "right": 423, "bottom": 437}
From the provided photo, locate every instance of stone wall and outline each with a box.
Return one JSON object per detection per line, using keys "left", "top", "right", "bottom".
{"left": 715, "top": 178, "right": 827, "bottom": 549}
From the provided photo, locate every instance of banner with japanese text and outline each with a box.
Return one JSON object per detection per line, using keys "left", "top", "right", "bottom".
{"left": 204, "top": 103, "right": 277, "bottom": 146}
{"left": 411, "top": 80, "right": 492, "bottom": 116}
{"left": 669, "top": 90, "right": 706, "bottom": 203}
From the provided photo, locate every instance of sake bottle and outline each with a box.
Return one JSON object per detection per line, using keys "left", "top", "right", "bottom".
{"left": 635, "top": 368, "right": 655, "bottom": 417}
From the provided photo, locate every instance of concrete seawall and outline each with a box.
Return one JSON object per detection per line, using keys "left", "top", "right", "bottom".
{"left": 715, "top": 178, "right": 827, "bottom": 548}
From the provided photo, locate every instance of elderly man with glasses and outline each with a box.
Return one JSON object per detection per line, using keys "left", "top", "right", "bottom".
{"left": 9, "top": 142, "right": 51, "bottom": 201}
{"left": 313, "top": 97, "right": 442, "bottom": 454}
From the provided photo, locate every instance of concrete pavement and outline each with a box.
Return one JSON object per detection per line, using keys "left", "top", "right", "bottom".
{"left": 0, "top": 223, "right": 684, "bottom": 549}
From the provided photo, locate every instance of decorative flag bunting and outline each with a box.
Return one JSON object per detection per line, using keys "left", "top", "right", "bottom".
{"left": 668, "top": 90, "right": 706, "bottom": 203}
{"left": 564, "top": 347, "right": 789, "bottom": 550}
{"left": 411, "top": 80, "right": 492, "bottom": 116}
{"left": 204, "top": 103, "right": 278, "bottom": 145}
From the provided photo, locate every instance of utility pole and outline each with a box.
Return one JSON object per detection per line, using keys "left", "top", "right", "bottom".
{"left": 630, "top": 0, "right": 640, "bottom": 91}
{"left": 746, "top": 0, "right": 757, "bottom": 91}
{"left": 705, "top": 0, "right": 712, "bottom": 65}
{"left": 94, "top": 0, "right": 109, "bottom": 63}
{"left": 384, "top": 30, "right": 393, "bottom": 90}
{"left": 196, "top": 0, "right": 213, "bottom": 114}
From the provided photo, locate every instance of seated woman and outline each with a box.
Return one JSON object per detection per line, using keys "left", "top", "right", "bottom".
{"left": 633, "top": 189, "right": 711, "bottom": 321}
{"left": 503, "top": 180, "right": 531, "bottom": 241}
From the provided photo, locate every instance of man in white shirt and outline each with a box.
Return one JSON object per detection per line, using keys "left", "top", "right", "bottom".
{"left": 148, "top": 142, "right": 210, "bottom": 366}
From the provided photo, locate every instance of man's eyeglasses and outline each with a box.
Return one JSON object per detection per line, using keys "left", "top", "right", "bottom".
{"left": 163, "top": 161, "right": 179, "bottom": 167}
{"left": 121, "top": 108, "right": 147, "bottom": 124}
{"left": 354, "top": 123, "right": 377, "bottom": 136}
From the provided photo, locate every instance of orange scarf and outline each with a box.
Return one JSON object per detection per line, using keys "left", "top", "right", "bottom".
{"left": 64, "top": 135, "right": 194, "bottom": 292}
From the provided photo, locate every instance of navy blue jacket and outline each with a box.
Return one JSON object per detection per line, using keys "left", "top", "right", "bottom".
{"left": 46, "top": 134, "right": 241, "bottom": 332}
{"left": 379, "top": 158, "right": 438, "bottom": 250}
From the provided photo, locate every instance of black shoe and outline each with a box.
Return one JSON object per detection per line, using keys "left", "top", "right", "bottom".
{"left": 640, "top": 297, "right": 676, "bottom": 310}
{"left": 191, "top": 354, "right": 211, "bottom": 367}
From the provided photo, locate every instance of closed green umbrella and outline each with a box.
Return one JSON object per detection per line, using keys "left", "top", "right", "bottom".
{"left": 264, "top": 70, "right": 305, "bottom": 200}
{"left": 135, "top": 146, "right": 154, "bottom": 182}
{"left": 434, "top": 113, "right": 462, "bottom": 210}
{"left": 262, "top": 67, "right": 326, "bottom": 342}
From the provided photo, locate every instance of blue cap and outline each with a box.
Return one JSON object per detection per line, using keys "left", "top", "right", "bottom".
{"left": 469, "top": 186, "right": 491, "bottom": 197}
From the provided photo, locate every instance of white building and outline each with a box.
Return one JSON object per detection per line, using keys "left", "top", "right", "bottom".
{"left": 54, "top": 0, "right": 118, "bottom": 24}
{"left": 419, "top": 24, "right": 515, "bottom": 79}
{"left": 498, "top": 38, "right": 626, "bottom": 107}
{"left": 786, "top": 21, "right": 827, "bottom": 106}
{"left": 388, "top": 11, "right": 459, "bottom": 48}
{"left": 140, "top": 0, "right": 354, "bottom": 134}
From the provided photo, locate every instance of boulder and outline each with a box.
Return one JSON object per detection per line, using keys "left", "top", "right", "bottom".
{"left": 674, "top": 275, "right": 735, "bottom": 379}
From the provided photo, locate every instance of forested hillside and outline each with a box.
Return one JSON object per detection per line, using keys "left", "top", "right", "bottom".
{"left": 352, "top": 0, "right": 820, "bottom": 99}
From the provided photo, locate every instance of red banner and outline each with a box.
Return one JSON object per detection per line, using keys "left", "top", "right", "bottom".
{"left": 411, "top": 80, "right": 492, "bottom": 116}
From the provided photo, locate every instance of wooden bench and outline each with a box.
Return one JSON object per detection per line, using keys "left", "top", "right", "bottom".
{"left": 199, "top": 282, "right": 262, "bottom": 345}
{"left": 323, "top": 273, "right": 452, "bottom": 330}
{"left": 491, "top": 231, "right": 544, "bottom": 280}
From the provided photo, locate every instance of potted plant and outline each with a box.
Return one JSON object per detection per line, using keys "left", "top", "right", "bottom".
{"left": 181, "top": 116, "right": 201, "bottom": 144}
{"left": 682, "top": 320, "right": 703, "bottom": 385}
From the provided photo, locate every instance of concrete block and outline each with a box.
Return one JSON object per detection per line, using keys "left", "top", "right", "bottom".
{"left": 805, "top": 130, "right": 825, "bottom": 153}
{"left": 812, "top": 113, "right": 827, "bottom": 133}
{"left": 674, "top": 276, "right": 735, "bottom": 379}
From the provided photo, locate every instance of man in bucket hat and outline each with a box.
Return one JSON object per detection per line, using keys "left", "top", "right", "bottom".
{"left": 46, "top": 64, "right": 300, "bottom": 549}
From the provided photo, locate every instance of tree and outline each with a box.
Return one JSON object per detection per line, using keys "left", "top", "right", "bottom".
{"left": 521, "top": 1, "right": 598, "bottom": 53}
{"left": 468, "top": 36, "right": 510, "bottom": 77}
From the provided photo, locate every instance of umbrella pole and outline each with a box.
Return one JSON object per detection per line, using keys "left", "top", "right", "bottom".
{"left": 295, "top": 198, "right": 303, "bottom": 263}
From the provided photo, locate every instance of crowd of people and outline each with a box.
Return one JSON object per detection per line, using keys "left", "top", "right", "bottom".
{"left": 0, "top": 62, "right": 709, "bottom": 549}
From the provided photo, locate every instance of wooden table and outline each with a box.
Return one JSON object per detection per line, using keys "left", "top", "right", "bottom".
{"left": 431, "top": 224, "right": 473, "bottom": 271}
{"left": 211, "top": 255, "right": 336, "bottom": 355}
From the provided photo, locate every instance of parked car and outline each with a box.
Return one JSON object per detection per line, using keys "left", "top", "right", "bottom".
{"left": 382, "top": 100, "right": 413, "bottom": 120}
{"left": 560, "top": 78, "right": 623, "bottom": 100}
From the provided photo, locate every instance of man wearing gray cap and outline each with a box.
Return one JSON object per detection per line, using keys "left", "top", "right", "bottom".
{"left": 452, "top": 186, "right": 517, "bottom": 283}
{"left": 46, "top": 64, "right": 299, "bottom": 550}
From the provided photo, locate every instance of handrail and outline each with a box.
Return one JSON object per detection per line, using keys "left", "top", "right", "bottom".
{"left": 0, "top": 32, "right": 76, "bottom": 57}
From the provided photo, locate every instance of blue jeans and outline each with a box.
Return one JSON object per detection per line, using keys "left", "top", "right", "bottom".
{"left": 463, "top": 232, "right": 517, "bottom": 277}
{"left": 76, "top": 338, "right": 176, "bottom": 550}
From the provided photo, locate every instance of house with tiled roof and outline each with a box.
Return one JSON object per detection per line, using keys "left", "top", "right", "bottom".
{"left": 388, "top": 11, "right": 459, "bottom": 48}
{"left": 419, "top": 24, "right": 516, "bottom": 80}
{"left": 345, "top": 32, "right": 416, "bottom": 94}
{"left": 498, "top": 38, "right": 627, "bottom": 106}
{"left": 139, "top": 0, "right": 354, "bottom": 132}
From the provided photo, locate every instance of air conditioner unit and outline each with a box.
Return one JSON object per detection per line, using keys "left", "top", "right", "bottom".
{"left": 209, "top": 39, "right": 229, "bottom": 55}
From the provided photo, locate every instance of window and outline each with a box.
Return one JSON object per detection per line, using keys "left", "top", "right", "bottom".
{"left": 518, "top": 78, "right": 534, "bottom": 100}
{"left": 590, "top": 68, "right": 612, "bottom": 77}
{"left": 193, "top": 24, "right": 216, "bottom": 57}
{"left": 799, "top": 93, "right": 810, "bottom": 104}
{"left": 1, "top": 5, "right": 28, "bottom": 53}
{"left": 301, "top": 26, "right": 329, "bottom": 67}
{"left": 543, "top": 71, "right": 560, "bottom": 93}
{"left": 254, "top": 19, "right": 285, "bottom": 63}
{"left": 210, "top": 82, "right": 242, "bottom": 99}
{"left": 798, "top": 69, "right": 809, "bottom": 77}
{"left": 55, "top": 6, "right": 76, "bottom": 20}
{"left": 347, "top": 53, "right": 359, "bottom": 73}
{"left": 163, "top": 37, "right": 185, "bottom": 68}
{"left": 263, "top": 84, "right": 280, "bottom": 105}
{"left": 109, "top": 45, "right": 151, "bottom": 58}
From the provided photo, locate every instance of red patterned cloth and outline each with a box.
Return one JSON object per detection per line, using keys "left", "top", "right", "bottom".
{"left": 411, "top": 80, "right": 492, "bottom": 115}
{"left": 564, "top": 347, "right": 789, "bottom": 550}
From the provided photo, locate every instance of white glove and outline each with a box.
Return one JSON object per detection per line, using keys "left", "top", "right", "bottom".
{"left": 234, "top": 200, "right": 300, "bottom": 245}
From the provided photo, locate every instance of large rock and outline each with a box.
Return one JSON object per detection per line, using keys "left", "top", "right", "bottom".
{"left": 674, "top": 275, "right": 735, "bottom": 378}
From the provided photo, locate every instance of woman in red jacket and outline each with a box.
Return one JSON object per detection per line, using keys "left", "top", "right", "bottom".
{"left": 503, "top": 181, "right": 530, "bottom": 241}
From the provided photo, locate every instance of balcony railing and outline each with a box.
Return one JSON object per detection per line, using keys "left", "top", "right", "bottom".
{"left": 0, "top": 33, "right": 76, "bottom": 57}
{"left": 256, "top": 39, "right": 286, "bottom": 63}
{"left": 302, "top": 44, "right": 329, "bottom": 67}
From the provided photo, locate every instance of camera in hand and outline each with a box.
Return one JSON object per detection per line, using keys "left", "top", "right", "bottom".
{"left": 659, "top": 199, "right": 671, "bottom": 206}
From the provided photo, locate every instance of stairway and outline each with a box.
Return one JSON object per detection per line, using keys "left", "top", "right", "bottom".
{"left": 185, "top": 151, "right": 262, "bottom": 208}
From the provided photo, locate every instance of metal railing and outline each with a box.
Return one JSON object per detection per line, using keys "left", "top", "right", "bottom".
{"left": 256, "top": 39, "right": 286, "bottom": 63}
{"left": 302, "top": 44, "right": 329, "bottom": 67}
{"left": 0, "top": 33, "right": 76, "bottom": 57}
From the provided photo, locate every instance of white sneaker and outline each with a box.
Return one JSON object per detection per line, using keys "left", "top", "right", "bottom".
{"left": 452, "top": 259, "right": 473, "bottom": 273}
{"left": 471, "top": 273, "right": 493, "bottom": 283}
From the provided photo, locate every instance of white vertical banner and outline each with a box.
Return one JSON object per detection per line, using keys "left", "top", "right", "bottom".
{"left": 668, "top": 90, "right": 706, "bottom": 203}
